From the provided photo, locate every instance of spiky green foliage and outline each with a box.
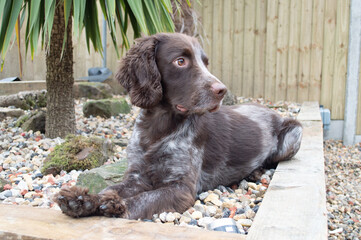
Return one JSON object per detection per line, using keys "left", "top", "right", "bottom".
{"left": 0, "top": 0, "right": 175, "bottom": 70}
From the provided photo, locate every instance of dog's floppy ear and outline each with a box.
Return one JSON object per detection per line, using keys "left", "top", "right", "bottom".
{"left": 115, "top": 35, "right": 162, "bottom": 109}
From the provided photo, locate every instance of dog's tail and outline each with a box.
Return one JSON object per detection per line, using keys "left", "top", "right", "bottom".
{"left": 265, "top": 118, "right": 303, "bottom": 167}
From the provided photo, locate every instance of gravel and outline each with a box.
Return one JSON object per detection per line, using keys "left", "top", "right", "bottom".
{"left": 0, "top": 95, "right": 304, "bottom": 235}
{"left": 324, "top": 140, "right": 361, "bottom": 240}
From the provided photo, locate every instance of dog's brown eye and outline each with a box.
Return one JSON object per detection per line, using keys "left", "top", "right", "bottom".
{"left": 174, "top": 57, "right": 187, "bottom": 67}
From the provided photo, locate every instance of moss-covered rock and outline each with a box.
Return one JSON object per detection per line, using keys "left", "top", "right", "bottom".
{"left": 41, "top": 135, "right": 114, "bottom": 176}
{"left": 73, "top": 82, "right": 113, "bottom": 99}
{"left": 82, "top": 98, "right": 131, "bottom": 118}
{"left": 16, "top": 109, "right": 46, "bottom": 133}
{"left": 76, "top": 160, "right": 127, "bottom": 194}
{"left": 0, "top": 90, "right": 47, "bottom": 110}
{"left": 0, "top": 108, "right": 25, "bottom": 121}
{"left": 15, "top": 113, "right": 30, "bottom": 128}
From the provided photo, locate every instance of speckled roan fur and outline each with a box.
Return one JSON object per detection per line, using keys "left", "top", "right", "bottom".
{"left": 55, "top": 33, "right": 302, "bottom": 220}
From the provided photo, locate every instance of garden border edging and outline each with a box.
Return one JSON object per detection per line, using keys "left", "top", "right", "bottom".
{"left": 247, "top": 101, "right": 327, "bottom": 240}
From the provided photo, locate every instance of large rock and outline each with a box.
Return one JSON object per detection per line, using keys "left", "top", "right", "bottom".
{"left": 42, "top": 135, "right": 114, "bottom": 176}
{"left": 83, "top": 98, "right": 131, "bottom": 118}
{"left": 0, "top": 107, "right": 24, "bottom": 121}
{"left": 73, "top": 82, "right": 113, "bottom": 99}
{"left": 16, "top": 109, "right": 46, "bottom": 133}
{"left": 0, "top": 90, "right": 47, "bottom": 110}
{"left": 76, "top": 160, "right": 128, "bottom": 194}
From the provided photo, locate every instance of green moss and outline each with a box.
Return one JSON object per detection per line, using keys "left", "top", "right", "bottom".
{"left": 36, "top": 92, "right": 47, "bottom": 108}
{"left": 83, "top": 98, "right": 130, "bottom": 118}
{"left": 41, "top": 135, "right": 113, "bottom": 175}
{"left": 18, "top": 91, "right": 47, "bottom": 110}
{"left": 15, "top": 114, "right": 30, "bottom": 128}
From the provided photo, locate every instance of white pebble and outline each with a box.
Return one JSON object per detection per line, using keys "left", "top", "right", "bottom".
{"left": 159, "top": 212, "right": 167, "bottom": 222}
{"left": 191, "top": 211, "right": 203, "bottom": 220}
{"left": 165, "top": 213, "right": 176, "bottom": 222}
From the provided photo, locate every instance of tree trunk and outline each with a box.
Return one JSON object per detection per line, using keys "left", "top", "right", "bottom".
{"left": 45, "top": 2, "right": 75, "bottom": 138}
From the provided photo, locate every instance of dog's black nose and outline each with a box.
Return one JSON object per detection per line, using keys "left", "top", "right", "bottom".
{"left": 211, "top": 82, "right": 227, "bottom": 99}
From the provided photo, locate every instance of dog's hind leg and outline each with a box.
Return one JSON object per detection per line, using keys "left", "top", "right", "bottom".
{"left": 266, "top": 118, "right": 303, "bottom": 166}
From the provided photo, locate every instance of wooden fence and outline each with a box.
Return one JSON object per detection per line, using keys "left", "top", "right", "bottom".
{"left": 195, "top": 0, "right": 360, "bottom": 134}
{"left": 0, "top": 0, "right": 360, "bottom": 134}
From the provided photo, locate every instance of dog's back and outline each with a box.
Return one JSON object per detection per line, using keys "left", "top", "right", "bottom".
{"left": 195, "top": 103, "right": 302, "bottom": 192}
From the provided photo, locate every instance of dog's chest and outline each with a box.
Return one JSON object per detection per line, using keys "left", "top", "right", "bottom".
{"left": 128, "top": 119, "right": 204, "bottom": 184}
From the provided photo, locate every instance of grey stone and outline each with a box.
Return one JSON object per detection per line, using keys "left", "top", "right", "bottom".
{"left": 3, "top": 190, "right": 12, "bottom": 198}
{"left": 239, "top": 180, "right": 248, "bottom": 190}
{"left": 112, "top": 138, "right": 128, "bottom": 147}
{"left": 0, "top": 108, "right": 24, "bottom": 121}
{"left": 83, "top": 98, "right": 131, "bottom": 118}
{"left": 194, "top": 204, "right": 205, "bottom": 214}
{"left": 76, "top": 160, "right": 128, "bottom": 194}
{"left": 73, "top": 82, "right": 113, "bottom": 100}
{"left": 0, "top": 90, "right": 47, "bottom": 110}
{"left": 198, "top": 192, "right": 209, "bottom": 201}
{"left": 16, "top": 110, "right": 46, "bottom": 133}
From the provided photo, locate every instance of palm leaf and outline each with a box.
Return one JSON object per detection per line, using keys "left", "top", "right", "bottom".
{"left": 0, "top": 0, "right": 23, "bottom": 70}
{"left": 127, "top": 0, "right": 149, "bottom": 35}
{"left": 0, "top": 0, "right": 176, "bottom": 67}
{"left": 73, "top": 0, "right": 86, "bottom": 40}
{"left": 84, "top": 0, "right": 102, "bottom": 54}
{"left": 44, "top": 0, "right": 56, "bottom": 49}
{"left": 115, "top": 0, "right": 130, "bottom": 49}
{"left": 143, "top": 0, "right": 162, "bottom": 33}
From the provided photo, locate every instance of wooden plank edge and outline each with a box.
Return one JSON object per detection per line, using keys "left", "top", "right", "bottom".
{"left": 247, "top": 101, "right": 327, "bottom": 240}
{"left": 0, "top": 204, "right": 246, "bottom": 240}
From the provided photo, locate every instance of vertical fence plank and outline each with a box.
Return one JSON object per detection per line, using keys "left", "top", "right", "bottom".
{"left": 212, "top": 0, "right": 223, "bottom": 80}
{"left": 331, "top": 0, "right": 350, "bottom": 119}
{"left": 297, "top": 0, "right": 313, "bottom": 102}
{"left": 242, "top": 0, "right": 256, "bottom": 97}
{"left": 275, "top": 0, "right": 290, "bottom": 101}
{"left": 309, "top": 0, "right": 325, "bottom": 102}
{"left": 286, "top": 0, "right": 301, "bottom": 102}
{"left": 221, "top": 0, "right": 234, "bottom": 88}
{"left": 200, "top": 0, "right": 213, "bottom": 72}
{"left": 264, "top": 0, "right": 279, "bottom": 102}
{"left": 253, "top": 0, "right": 267, "bottom": 98}
{"left": 231, "top": 0, "right": 244, "bottom": 96}
{"left": 320, "top": 0, "right": 337, "bottom": 110}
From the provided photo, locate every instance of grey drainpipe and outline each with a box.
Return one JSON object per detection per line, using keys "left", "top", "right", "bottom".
{"left": 343, "top": 0, "right": 361, "bottom": 146}
{"left": 102, "top": 15, "right": 107, "bottom": 68}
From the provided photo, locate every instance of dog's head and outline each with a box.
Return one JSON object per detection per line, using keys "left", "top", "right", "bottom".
{"left": 116, "top": 33, "right": 227, "bottom": 114}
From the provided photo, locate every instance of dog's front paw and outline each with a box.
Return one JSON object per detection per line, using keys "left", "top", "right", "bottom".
{"left": 54, "top": 186, "right": 100, "bottom": 218}
{"left": 98, "top": 190, "right": 127, "bottom": 218}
